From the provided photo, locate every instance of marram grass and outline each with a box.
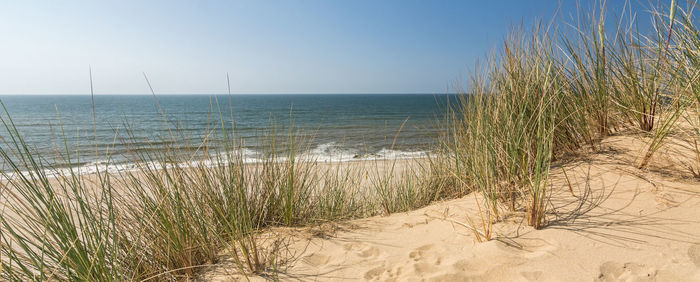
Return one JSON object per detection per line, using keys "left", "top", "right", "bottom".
{"left": 0, "top": 2, "right": 698, "bottom": 281}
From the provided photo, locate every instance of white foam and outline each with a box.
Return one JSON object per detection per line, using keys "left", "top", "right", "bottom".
{"left": 374, "top": 148, "right": 427, "bottom": 159}
{"left": 1, "top": 145, "right": 428, "bottom": 180}
{"left": 301, "top": 142, "right": 428, "bottom": 162}
{"left": 301, "top": 142, "right": 359, "bottom": 162}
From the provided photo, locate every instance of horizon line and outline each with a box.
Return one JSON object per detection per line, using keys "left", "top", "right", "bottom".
{"left": 0, "top": 92, "right": 459, "bottom": 96}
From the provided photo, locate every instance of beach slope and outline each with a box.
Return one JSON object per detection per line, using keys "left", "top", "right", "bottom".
{"left": 201, "top": 132, "right": 700, "bottom": 281}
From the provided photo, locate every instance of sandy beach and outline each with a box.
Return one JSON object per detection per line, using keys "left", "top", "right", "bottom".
{"left": 199, "top": 131, "right": 700, "bottom": 281}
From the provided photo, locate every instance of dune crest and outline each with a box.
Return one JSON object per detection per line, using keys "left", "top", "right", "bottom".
{"left": 201, "top": 132, "right": 700, "bottom": 281}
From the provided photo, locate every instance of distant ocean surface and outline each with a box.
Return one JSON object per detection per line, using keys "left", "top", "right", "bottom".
{"left": 0, "top": 94, "right": 452, "bottom": 174}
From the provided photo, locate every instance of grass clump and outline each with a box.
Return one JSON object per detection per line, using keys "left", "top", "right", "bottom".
{"left": 447, "top": 24, "right": 564, "bottom": 229}
{"left": 445, "top": 1, "right": 698, "bottom": 231}
{"left": 0, "top": 104, "right": 128, "bottom": 280}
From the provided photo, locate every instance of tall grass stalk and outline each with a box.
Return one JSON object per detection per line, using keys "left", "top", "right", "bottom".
{"left": 667, "top": 2, "right": 700, "bottom": 175}
{"left": 636, "top": 0, "right": 687, "bottom": 169}
{"left": 562, "top": 1, "right": 612, "bottom": 138}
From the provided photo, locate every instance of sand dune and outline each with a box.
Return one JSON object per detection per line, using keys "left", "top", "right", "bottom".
{"left": 200, "top": 132, "right": 700, "bottom": 281}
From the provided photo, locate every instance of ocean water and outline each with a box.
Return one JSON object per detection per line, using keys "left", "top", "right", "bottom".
{"left": 0, "top": 94, "right": 452, "bottom": 174}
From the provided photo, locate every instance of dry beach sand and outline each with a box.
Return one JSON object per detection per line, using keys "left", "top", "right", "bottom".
{"left": 201, "top": 132, "right": 700, "bottom": 281}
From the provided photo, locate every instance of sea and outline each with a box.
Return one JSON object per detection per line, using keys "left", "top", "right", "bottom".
{"left": 0, "top": 94, "right": 453, "bottom": 175}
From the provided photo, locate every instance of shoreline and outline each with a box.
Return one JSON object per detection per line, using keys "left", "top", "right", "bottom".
{"left": 1, "top": 147, "right": 432, "bottom": 180}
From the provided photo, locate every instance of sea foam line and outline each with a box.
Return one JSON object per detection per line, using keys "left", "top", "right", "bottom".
{"left": 2, "top": 143, "right": 428, "bottom": 180}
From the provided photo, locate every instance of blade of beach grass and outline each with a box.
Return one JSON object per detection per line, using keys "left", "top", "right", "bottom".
{"left": 636, "top": 0, "right": 685, "bottom": 169}
{"left": 561, "top": 0, "right": 613, "bottom": 140}
{"left": 651, "top": 1, "right": 700, "bottom": 174}
{"left": 369, "top": 118, "right": 422, "bottom": 215}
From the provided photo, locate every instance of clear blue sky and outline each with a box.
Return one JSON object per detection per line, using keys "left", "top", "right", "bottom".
{"left": 0, "top": 0, "right": 668, "bottom": 94}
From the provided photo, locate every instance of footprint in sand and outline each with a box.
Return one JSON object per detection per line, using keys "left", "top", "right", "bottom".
{"left": 359, "top": 247, "right": 381, "bottom": 258}
{"left": 407, "top": 244, "right": 443, "bottom": 276}
{"left": 409, "top": 244, "right": 436, "bottom": 261}
{"left": 451, "top": 259, "right": 480, "bottom": 272}
{"left": 302, "top": 253, "right": 331, "bottom": 267}
{"left": 364, "top": 265, "right": 386, "bottom": 280}
{"left": 413, "top": 262, "right": 438, "bottom": 274}
{"left": 364, "top": 263, "right": 402, "bottom": 281}
{"left": 597, "top": 261, "right": 657, "bottom": 281}
{"left": 344, "top": 242, "right": 383, "bottom": 259}
{"left": 689, "top": 244, "right": 700, "bottom": 267}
